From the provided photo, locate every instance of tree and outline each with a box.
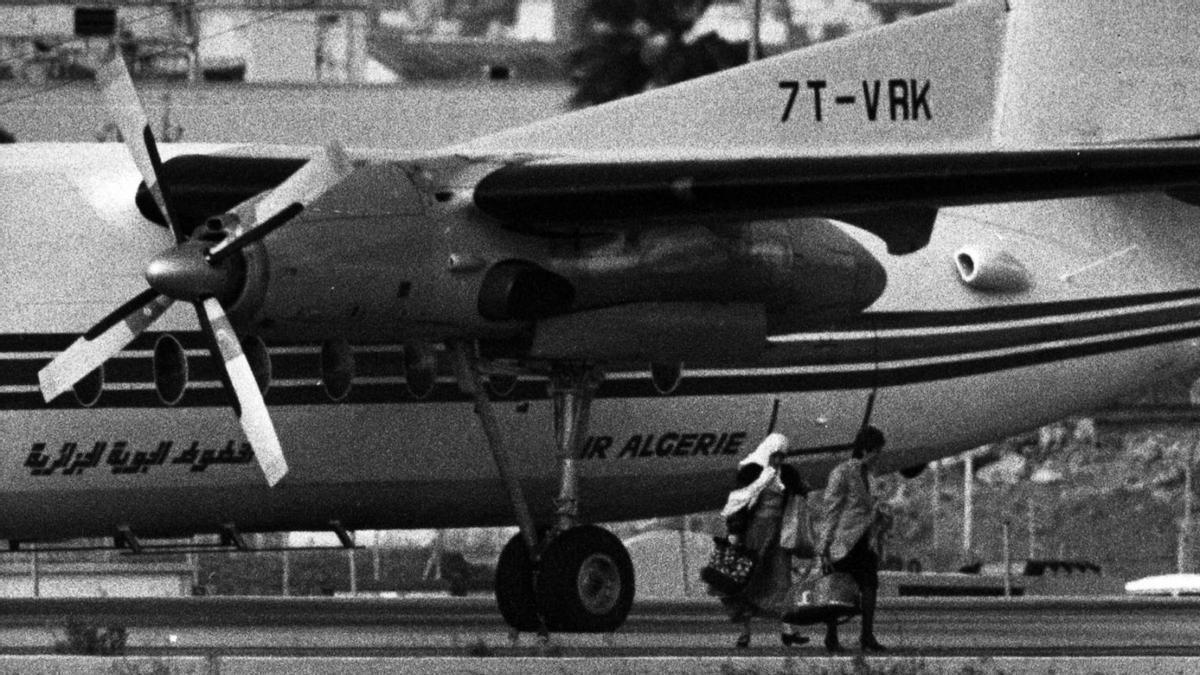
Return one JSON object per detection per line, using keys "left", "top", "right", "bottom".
{"left": 448, "top": 0, "right": 520, "bottom": 37}
{"left": 566, "top": 0, "right": 748, "bottom": 108}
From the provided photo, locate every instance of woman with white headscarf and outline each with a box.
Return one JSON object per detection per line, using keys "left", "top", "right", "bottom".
{"left": 716, "top": 432, "right": 814, "bottom": 649}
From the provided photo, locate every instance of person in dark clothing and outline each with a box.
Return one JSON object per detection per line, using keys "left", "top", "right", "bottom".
{"left": 818, "top": 426, "right": 890, "bottom": 653}
{"left": 715, "top": 433, "right": 815, "bottom": 648}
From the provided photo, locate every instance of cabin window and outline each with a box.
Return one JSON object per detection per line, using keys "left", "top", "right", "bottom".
{"left": 402, "top": 343, "right": 436, "bottom": 399}
{"left": 487, "top": 372, "right": 518, "bottom": 398}
{"left": 243, "top": 336, "right": 272, "bottom": 395}
{"left": 153, "top": 334, "right": 188, "bottom": 405}
{"left": 650, "top": 362, "right": 683, "bottom": 395}
{"left": 320, "top": 340, "right": 354, "bottom": 401}
{"left": 72, "top": 365, "right": 104, "bottom": 407}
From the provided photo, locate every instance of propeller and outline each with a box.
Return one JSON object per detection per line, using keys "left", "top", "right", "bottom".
{"left": 39, "top": 56, "right": 351, "bottom": 487}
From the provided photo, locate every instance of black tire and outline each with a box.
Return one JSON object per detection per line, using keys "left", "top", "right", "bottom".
{"left": 535, "top": 525, "right": 635, "bottom": 632}
{"left": 495, "top": 533, "right": 541, "bottom": 631}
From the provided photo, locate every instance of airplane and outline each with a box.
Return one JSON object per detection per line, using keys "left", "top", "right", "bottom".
{"left": 5, "top": 0, "right": 1200, "bottom": 633}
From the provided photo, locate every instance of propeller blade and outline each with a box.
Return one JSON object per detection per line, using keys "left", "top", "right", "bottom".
{"left": 254, "top": 142, "right": 351, "bottom": 224}
{"left": 39, "top": 289, "right": 172, "bottom": 402}
{"left": 97, "top": 56, "right": 184, "bottom": 241}
{"left": 197, "top": 298, "right": 287, "bottom": 486}
{"left": 206, "top": 142, "right": 353, "bottom": 264}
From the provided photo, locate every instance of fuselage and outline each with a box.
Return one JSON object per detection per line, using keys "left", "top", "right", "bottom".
{"left": 4, "top": 142, "right": 1200, "bottom": 541}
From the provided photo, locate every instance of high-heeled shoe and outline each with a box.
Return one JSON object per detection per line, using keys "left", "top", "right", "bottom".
{"left": 780, "top": 632, "right": 810, "bottom": 647}
{"left": 735, "top": 634, "right": 751, "bottom": 649}
{"left": 824, "top": 635, "right": 845, "bottom": 653}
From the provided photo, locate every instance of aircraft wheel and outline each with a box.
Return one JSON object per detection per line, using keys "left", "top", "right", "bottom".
{"left": 535, "top": 525, "right": 635, "bottom": 632}
{"left": 495, "top": 533, "right": 541, "bottom": 631}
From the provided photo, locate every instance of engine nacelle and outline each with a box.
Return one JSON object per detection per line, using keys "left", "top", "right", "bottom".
{"left": 541, "top": 219, "right": 886, "bottom": 334}
{"left": 147, "top": 155, "right": 886, "bottom": 359}
{"left": 225, "top": 206, "right": 883, "bottom": 357}
{"left": 477, "top": 260, "right": 575, "bottom": 321}
{"left": 227, "top": 214, "right": 546, "bottom": 344}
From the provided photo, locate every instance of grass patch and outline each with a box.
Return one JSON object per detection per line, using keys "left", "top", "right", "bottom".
{"left": 107, "top": 660, "right": 175, "bottom": 675}
{"left": 717, "top": 656, "right": 1008, "bottom": 675}
{"left": 466, "top": 638, "right": 496, "bottom": 657}
{"left": 53, "top": 620, "right": 127, "bottom": 656}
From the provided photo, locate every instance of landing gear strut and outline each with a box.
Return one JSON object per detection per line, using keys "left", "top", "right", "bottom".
{"left": 548, "top": 364, "right": 601, "bottom": 533}
{"left": 453, "top": 346, "right": 635, "bottom": 633}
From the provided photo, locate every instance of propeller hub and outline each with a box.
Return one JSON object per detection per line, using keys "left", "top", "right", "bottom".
{"left": 145, "top": 240, "right": 244, "bottom": 303}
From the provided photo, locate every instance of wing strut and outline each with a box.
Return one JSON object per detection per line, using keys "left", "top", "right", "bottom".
{"left": 450, "top": 344, "right": 539, "bottom": 553}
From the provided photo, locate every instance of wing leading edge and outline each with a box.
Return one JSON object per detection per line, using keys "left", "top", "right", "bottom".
{"left": 472, "top": 145, "right": 1200, "bottom": 254}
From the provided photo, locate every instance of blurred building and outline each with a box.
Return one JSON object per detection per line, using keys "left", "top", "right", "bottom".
{"left": 0, "top": 0, "right": 968, "bottom": 86}
{"left": 0, "top": 0, "right": 372, "bottom": 83}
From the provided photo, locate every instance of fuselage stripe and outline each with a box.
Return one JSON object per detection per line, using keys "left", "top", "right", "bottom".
{"left": 2, "top": 318, "right": 1198, "bottom": 409}
{"left": 4, "top": 289, "right": 1200, "bottom": 407}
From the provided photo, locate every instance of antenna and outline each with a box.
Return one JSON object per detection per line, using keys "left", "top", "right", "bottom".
{"left": 748, "top": 0, "right": 762, "bottom": 62}
{"left": 859, "top": 389, "right": 877, "bottom": 431}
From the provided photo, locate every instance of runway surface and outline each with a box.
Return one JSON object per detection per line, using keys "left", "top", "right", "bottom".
{"left": 2, "top": 595, "right": 1199, "bottom": 658}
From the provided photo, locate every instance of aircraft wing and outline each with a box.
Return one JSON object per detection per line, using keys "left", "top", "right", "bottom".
{"left": 140, "top": 142, "right": 1200, "bottom": 258}
{"left": 471, "top": 144, "right": 1200, "bottom": 254}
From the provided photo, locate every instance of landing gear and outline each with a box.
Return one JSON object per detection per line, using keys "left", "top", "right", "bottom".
{"left": 495, "top": 534, "right": 540, "bottom": 632}
{"left": 534, "top": 525, "right": 634, "bottom": 632}
{"left": 454, "top": 345, "right": 635, "bottom": 633}
{"left": 494, "top": 526, "right": 635, "bottom": 633}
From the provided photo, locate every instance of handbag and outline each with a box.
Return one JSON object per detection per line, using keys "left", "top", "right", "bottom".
{"left": 781, "top": 559, "right": 861, "bottom": 625}
{"left": 700, "top": 536, "right": 757, "bottom": 595}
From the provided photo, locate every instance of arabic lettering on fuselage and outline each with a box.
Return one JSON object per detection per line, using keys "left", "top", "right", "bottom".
{"left": 23, "top": 441, "right": 254, "bottom": 477}
{"left": 580, "top": 431, "right": 747, "bottom": 460}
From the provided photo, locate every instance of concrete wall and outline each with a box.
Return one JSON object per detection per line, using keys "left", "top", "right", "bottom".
{"left": 0, "top": 562, "right": 192, "bottom": 597}
{"left": 0, "top": 80, "right": 570, "bottom": 146}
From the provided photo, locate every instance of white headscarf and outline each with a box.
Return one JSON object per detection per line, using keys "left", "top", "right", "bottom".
{"left": 721, "top": 433, "right": 788, "bottom": 517}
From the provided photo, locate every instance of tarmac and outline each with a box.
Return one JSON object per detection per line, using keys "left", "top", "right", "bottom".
{"left": 3, "top": 596, "right": 1200, "bottom": 673}
{"left": 0, "top": 655, "right": 1198, "bottom": 674}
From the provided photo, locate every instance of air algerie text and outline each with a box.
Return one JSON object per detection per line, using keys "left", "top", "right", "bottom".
{"left": 580, "top": 431, "right": 746, "bottom": 460}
